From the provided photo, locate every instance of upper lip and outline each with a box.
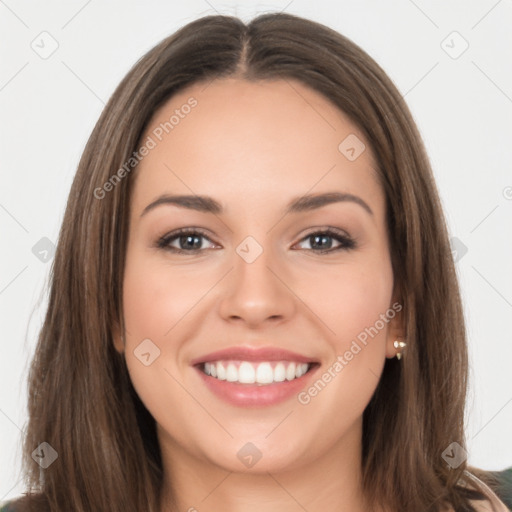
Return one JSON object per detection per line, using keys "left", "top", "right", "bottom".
{"left": 190, "top": 346, "right": 319, "bottom": 366}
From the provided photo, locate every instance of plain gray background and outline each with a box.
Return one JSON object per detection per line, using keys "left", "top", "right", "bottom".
{"left": 1, "top": 0, "right": 511, "bottom": 503}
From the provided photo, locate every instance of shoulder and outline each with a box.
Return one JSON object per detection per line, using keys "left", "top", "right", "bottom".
{"left": 0, "top": 503, "right": 18, "bottom": 512}
{"left": 462, "top": 469, "right": 512, "bottom": 512}
{"left": 0, "top": 494, "right": 47, "bottom": 512}
{"left": 466, "top": 500, "right": 505, "bottom": 512}
{"left": 488, "top": 467, "right": 512, "bottom": 511}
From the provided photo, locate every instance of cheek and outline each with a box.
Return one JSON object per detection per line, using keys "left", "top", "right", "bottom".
{"left": 120, "top": 249, "right": 203, "bottom": 432}
{"left": 340, "top": 272, "right": 392, "bottom": 344}
{"left": 121, "top": 246, "right": 218, "bottom": 411}
{"left": 300, "top": 257, "right": 394, "bottom": 348}
{"left": 295, "top": 257, "right": 394, "bottom": 412}
{"left": 122, "top": 247, "right": 211, "bottom": 339}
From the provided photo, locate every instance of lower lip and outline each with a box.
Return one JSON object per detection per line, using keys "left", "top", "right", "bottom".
{"left": 194, "top": 364, "right": 319, "bottom": 407}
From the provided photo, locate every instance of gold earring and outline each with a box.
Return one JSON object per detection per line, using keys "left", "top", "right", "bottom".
{"left": 393, "top": 340, "right": 407, "bottom": 360}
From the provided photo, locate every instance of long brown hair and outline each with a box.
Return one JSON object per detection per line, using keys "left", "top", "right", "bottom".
{"left": 13, "top": 12, "right": 498, "bottom": 512}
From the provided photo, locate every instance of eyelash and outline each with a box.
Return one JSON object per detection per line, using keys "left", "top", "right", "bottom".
{"left": 156, "top": 227, "right": 356, "bottom": 255}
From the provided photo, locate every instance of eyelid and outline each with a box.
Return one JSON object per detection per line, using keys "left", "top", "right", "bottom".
{"left": 291, "top": 226, "right": 356, "bottom": 252}
{"left": 156, "top": 225, "right": 356, "bottom": 255}
{"left": 156, "top": 227, "right": 219, "bottom": 252}
{"left": 297, "top": 225, "right": 351, "bottom": 240}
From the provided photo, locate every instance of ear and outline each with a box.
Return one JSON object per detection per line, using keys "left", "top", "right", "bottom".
{"left": 385, "top": 296, "right": 406, "bottom": 359}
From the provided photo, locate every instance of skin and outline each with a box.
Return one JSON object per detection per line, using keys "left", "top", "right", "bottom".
{"left": 113, "top": 77, "right": 405, "bottom": 512}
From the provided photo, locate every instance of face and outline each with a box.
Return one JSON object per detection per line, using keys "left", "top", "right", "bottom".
{"left": 114, "top": 77, "right": 403, "bottom": 474}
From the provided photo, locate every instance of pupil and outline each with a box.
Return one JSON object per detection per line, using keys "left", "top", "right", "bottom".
{"left": 181, "top": 235, "right": 201, "bottom": 249}
{"left": 176, "top": 234, "right": 334, "bottom": 251}
{"left": 311, "top": 234, "right": 332, "bottom": 249}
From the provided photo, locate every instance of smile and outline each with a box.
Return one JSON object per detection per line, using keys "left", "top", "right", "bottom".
{"left": 191, "top": 345, "right": 320, "bottom": 407}
{"left": 194, "top": 360, "right": 319, "bottom": 407}
{"left": 202, "top": 360, "right": 311, "bottom": 385}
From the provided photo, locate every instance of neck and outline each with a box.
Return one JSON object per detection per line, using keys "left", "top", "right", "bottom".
{"left": 158, "top": 418, "right": 374, "bottom": 512}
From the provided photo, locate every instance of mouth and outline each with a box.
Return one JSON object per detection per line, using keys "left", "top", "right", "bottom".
{"left": 197, "top": 360, "right": 317, "bottom": 386}
{"left": 190, "top": 346, "right": 320, "bottom": 407}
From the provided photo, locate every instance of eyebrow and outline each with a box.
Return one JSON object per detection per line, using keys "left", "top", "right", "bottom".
{"left": 140, "top": 191, "right": 373, "bottom": 217}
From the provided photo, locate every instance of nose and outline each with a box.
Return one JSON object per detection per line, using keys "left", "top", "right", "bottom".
{"left": 218, "top": 242, "right": 296, "bottom": 328}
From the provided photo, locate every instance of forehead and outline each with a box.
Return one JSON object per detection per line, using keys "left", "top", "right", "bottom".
{"left": 132, "top": 78, "right": 383, "bottom": 218}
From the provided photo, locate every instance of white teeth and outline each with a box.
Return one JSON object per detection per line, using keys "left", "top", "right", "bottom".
{"left": 216, "top": 362, "right": 226, "bottom": 380}
{"left": 286, "top": 362, "right": 296, "bottom": 381}
{"left": 256, "top": 362, "right": 274, "bottom": 384}
{"left": 202, "top": 360, "right": 310, "bottom": 385}
{"left": 274, "top": 363, "right": 286, "bottom": 382}
{"left": 238, "top": 361, "right": 255, "bottom": 383}
{"left": 226, "top": 363, "right": 238, "bottom": 382}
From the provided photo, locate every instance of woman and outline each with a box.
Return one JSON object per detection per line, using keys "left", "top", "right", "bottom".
{"left": 2, "top": 12, "right": 510, "bottom": 512}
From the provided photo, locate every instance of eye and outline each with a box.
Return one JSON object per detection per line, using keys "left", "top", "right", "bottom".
{"left": 156, "top": 227, "right": 356, "bottom": 255}
{"left": 156, "top": 228, "right": 218, "bottom": 253}
{"left": 293, "top": 228, "right": 356, "bottom": 253}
